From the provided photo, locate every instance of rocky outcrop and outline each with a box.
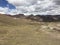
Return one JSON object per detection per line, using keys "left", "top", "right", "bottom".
{"left": 7, "top": 14, "right": 60, "bottom": 22}
{"left": 26, "top": 15, "right": 60, "bottom": 22}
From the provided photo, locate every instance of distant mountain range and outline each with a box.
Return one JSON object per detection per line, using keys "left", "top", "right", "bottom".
{"left": 1, "top": 14, "right": 60, "bottom": 22}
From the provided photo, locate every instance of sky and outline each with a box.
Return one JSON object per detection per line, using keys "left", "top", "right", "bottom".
{"left": 0, "top": 0, "right": 60, "bottom": 15}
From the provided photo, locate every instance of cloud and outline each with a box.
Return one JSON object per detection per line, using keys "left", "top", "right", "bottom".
{"left": 0, "top": 7, "right": 18, "bottom": 15}
{"left": 7, "top": 0, "right": 37, "bottom": 6}
{"left": 0, "top": 0, "right": 59, "bottom": 15}
{"left": 53, "top": 0, "right": 60, "bottom": 5}
{"left": 0, "top": 7, "right": 9, "bottom": 14}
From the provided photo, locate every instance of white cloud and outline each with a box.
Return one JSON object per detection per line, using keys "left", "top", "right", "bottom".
{"left": 0, "top": 7, "right": 18, "bottom": 15}
{"left": 0, "top": 7, "right": 9, "bottom": 14}
{"left": 0, "top": 0, "right": 60, "bottom": 15}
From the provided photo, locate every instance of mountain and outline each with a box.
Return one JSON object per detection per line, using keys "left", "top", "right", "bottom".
{"left": 0, "top": 14, "right": 30, "bottom": 26}
{"left": 7, "top": 14, "right": 25, "bottom": 18}
{"left": 1, "top": 14, "right": 60, "bottom": 22}
{"left": 0, "top": 14, "right": 60, "bottom": 45}
{"left": 26, "top": 15, "right": 60, "bottom": 22}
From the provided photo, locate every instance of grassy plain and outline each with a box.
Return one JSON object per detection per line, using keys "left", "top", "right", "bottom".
{"left": 0, "top": 14, "right": 60, "bottom": 45}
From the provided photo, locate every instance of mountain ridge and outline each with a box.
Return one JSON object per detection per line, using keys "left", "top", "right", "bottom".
{"left": 0, "top": 13, "right": 60, "bottom": 22}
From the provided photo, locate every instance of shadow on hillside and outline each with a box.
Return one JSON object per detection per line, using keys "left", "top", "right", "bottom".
{"left": 7, "top": 14, "right": 60, "bottom": 22}
{"left": 26, "top": 15, "right": 60, "bottom": 22}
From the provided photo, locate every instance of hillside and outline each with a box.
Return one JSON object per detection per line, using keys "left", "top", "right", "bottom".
{"left": 0, "top": 14, "right": 60, "bottom": 45}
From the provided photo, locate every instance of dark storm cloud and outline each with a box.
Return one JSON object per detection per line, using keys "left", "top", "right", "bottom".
{"left": 53, "top": 0, "right": 60, "bottom": 5}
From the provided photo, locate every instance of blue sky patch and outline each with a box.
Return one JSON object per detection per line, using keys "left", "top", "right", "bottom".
{"left": 0, "top": 0, "right": 16, "bottom": 9}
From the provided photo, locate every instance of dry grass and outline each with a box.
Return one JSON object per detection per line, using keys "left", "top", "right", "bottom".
{"left": 0, "top": 14, "right": 60, "bottom": 45}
